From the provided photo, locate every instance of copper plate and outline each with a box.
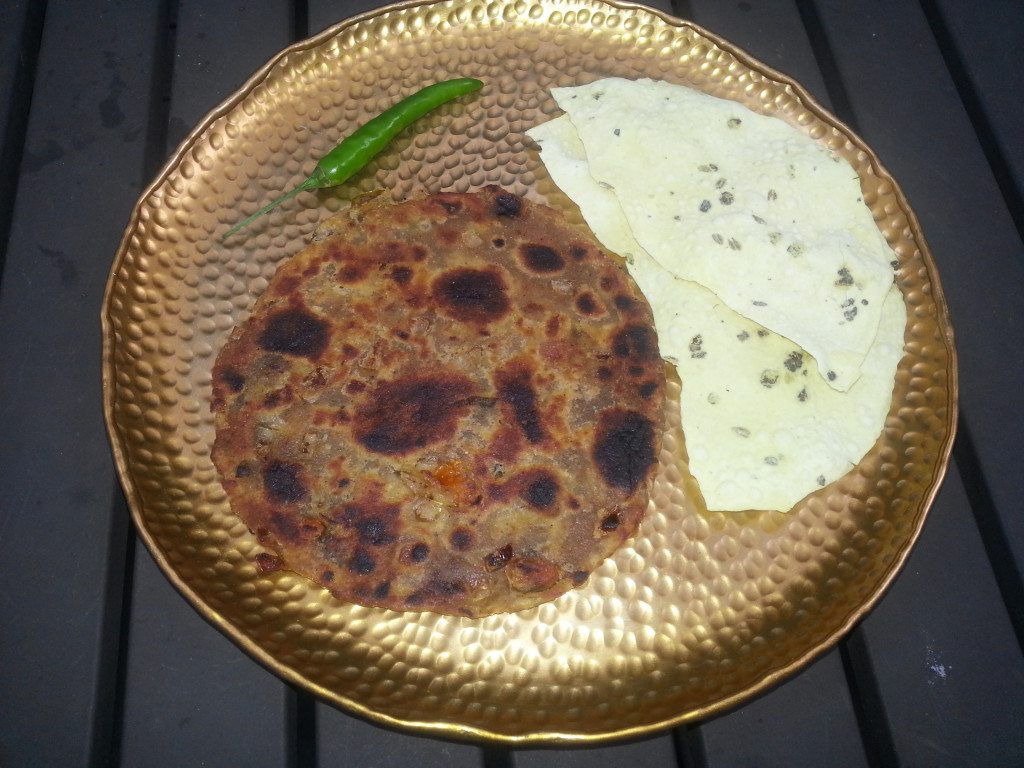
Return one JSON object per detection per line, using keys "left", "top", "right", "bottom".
{"left": 102, "top": 0, "right": 957, "bottom": 744}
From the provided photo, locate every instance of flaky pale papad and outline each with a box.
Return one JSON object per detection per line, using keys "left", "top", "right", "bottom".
{"left": 528, "top": 116, "right": 905, "bottom": 512}
{"left": 551, "top": 77, "right": 897, "bottom": 393}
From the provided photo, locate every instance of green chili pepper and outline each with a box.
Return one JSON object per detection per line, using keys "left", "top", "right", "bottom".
{"left": 220, "top": 77, "right": 484, "bottom": 241}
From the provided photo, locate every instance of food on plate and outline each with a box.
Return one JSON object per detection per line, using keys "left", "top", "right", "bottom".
{"left": 528, "top": 90, "right": 905, "bottom": 512}
{"left": 547, "top": 77, "right": 896, "bottom": 393}
{"left": 220, "top": 78, "right": 484, "bottom": 241}
{"left": 211, "top": 186, "right": 665, "bottom": 616}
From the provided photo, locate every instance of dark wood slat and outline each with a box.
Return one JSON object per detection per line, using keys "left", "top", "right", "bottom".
{"left": 0, "top": 1, "right": 161, "bottom": 765}
{"left": 810, "top": 0, "right": 1024, "bottom": 601}
{"left": 0, "top": 2, "right": 30, "bottom": 150}
{"left": 854, "top": 469, "right": 1024, "bottom": 764}
{"left": 674, "top": 2, "right": 869, "bottom": 762}
{"left": 316, "top": 706, "right": 486, "bottom": 767}
{"left": 119, "top": 550, "right": 293, "bottom": 767}
{"left": 116, "top": 1, "right": 296, "bottom": 765}
{"left": 514, "top": 737, "right": 679, "bottom": 768}
{"left": 699, "top": 651, "right": 868, "bottom": 768}
{"left": 928, "top": 0, "right": 1024, "bottom": 233}
{"left": 0, "top": 0, "right": 40, "bottom": 251}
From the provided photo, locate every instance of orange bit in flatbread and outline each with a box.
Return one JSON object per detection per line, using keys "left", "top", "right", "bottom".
{"left": 431, "top": 461, "right": 477, "bottom": 505}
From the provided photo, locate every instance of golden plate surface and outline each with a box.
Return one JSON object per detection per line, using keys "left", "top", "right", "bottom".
{"left": 102, "top": 0, "right": 957, "bottom": 744}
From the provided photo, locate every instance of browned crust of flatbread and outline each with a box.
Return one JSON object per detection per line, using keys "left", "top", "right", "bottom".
{"left": 211, "top": 186, "right": 665, "bottom": 617}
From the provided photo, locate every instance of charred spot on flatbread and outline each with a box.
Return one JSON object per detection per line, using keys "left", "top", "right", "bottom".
{"left": 519, "top": 243, "right": 565, "bottom": 273}
{"left": 432, "top": 267, "right": 511, "bottom": 324}
{"left": 593, "top": 409, "right": 658, "bottom": 493}
{"left": 262, "top": 460, "right": 308, "bottom": 503}
{"left": 353, "top": 372, "right": 477, "bottom": 456}
{"left": 257, "top": 306, "right": 328, "bottom": 359}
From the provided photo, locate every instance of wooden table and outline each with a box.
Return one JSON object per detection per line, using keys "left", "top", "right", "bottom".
{"left": 2, "top": 0, "right": 1022, "bottom": 765}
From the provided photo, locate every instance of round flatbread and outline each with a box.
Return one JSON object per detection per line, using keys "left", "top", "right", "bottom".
{"left": 211, "top": 187, "right": 665, "bottom": 617}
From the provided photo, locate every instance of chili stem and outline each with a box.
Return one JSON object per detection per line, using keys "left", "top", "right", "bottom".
{"left": 219, "top": 176, "right": 320, "bottom": 242}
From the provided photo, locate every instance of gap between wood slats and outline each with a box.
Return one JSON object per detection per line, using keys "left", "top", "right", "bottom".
{"left": 141, "top": 0, "right": 179, "bottom": 181}
{"left": 287, "top": 685, "right": 318, "bottom": 768}
{"left": 285, "top": 2, "right": 322, "bottom": 764}
{"left": 667, "top": 0, "right": 690, "bottom": 29}
{"left": 97, "top": 2, "right": 180, "bottom": 766}
{"left": 918, "top": 0, "right": 1024, "bottom": 245}
{"left": 953, "top": 415, "right": 1024, "bottom": 656}
{"left": 482, "top": 746, "right": 514, "bottom": 768}
{"left": 672, "top": 725, "right": 708, "bottom": 768}
{"left": 839, "top": 632, "right": 899, "bottom": 768}
{"left": 87, "top": 484, "right": 135, "bottom": 768}
{"left": 292, "top": 0, "right": 310, "bottom": 43}
{"left": 0, "top": 0, "right": 47, "bottom": 289}
{"left": 792, "top": 0, "right": 856, "bottom": 129}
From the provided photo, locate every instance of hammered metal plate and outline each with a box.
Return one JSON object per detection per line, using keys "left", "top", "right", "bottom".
{"left": 102, "top": 0, "right": 957, "bottom": 744}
